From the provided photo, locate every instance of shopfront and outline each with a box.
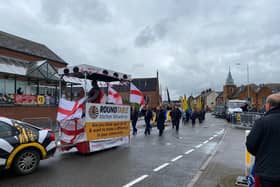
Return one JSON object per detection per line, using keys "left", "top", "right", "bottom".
{"left": 0, "top": 56, "right": 61, "bottom": 121}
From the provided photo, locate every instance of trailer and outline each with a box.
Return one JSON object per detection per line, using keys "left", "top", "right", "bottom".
{"left": 57, "top": 64, "right": 131, "bottom": 154}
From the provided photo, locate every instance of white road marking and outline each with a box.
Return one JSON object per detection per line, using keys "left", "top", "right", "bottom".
{"left": 153, "top": 163, "right": 170, "bottom": 172}
{"left": 195, "top": 144, "right": 203, "bottom": 148}
{"left": 185, "top": 149, "right": 194, "bottom": 155}
{"left": 166, "top": 142, "right": 171, "bottom": 146}
{"left": 123, "top": 175, "right": 149, "bottom": 187}
{"left": 213, "top": 134, "right": 218, "bottom": 137}
{"left": 209, "top": 137, "right": 214, "bottom": 140}
{"left": 203, "top": 140, "right": 209, "bottom": 144}
{"left": 171, "top": 155, "right": 183, "bottom": 162}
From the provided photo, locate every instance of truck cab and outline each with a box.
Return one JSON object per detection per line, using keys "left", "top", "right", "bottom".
{"left": 225, "top": 99, "right": 247, "bottom": 122}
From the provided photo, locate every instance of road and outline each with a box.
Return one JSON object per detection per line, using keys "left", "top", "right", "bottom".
{"left": 0, "top": 114, "right": 226, "bottom": 187}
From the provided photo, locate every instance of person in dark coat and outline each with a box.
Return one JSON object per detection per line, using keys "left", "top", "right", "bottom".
{"left": 173, "top": 106, "right": 182, "bottom": 131}
{"left": 87, "top": 80, "right": 104, "bottom": 103}
{"left": 241, "top": 103, "right": 249, "bottom": 112}
{"left": 191, "top": 109, "right": 197, "bottom": 127}
{"left": 130, "top": 106, "right": 139, "bottom": 135}
{"left": 170, "top": 106, "right": 176, "bottom": 128}
{"left": 185, "top": 109, "right": 190, "bottom": 124}
{"left": 144, "top": 105, "right": 153, "bottom": 135}
{"left": 156, "top": 106, "right": 165, "bottom": 136}
{"left": 246, "top": 93, "right": 280, "bottom": 186}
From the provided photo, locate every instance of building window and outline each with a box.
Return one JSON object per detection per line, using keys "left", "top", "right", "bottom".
{"left": 0, "top": 78, "right": 58, "bottom": 105}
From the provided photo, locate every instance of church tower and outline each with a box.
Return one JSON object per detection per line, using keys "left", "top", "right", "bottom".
{"left": 223, "top": 67, "right": 236, "bottom": 103}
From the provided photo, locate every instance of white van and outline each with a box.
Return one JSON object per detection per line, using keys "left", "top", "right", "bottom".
{"left": 226, "top": 99, "right": 247, "bottom": 121}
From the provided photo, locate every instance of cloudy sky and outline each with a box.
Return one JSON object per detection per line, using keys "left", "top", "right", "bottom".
{"left": 1, "top": 0, "right": 280, "bottom": 99}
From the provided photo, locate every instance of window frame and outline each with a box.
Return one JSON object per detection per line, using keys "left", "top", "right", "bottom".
{"left": 0, "top": 121, "right": 17, "bottom": 138}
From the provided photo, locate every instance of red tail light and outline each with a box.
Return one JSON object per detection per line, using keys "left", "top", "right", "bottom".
{"left": 49, "top": 132, "right": 56, "bottom": 141}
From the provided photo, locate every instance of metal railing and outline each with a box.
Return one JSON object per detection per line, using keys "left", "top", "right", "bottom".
{"left": 229, "top": 112, "right": 264, "bottom": 129}
{"left": 240, "top": 112, "right": 264, "bottom": 128}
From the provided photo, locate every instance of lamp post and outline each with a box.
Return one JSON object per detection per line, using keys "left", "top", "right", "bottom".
{"left": 236, "top": 63, "right": 250, "bottom": 102}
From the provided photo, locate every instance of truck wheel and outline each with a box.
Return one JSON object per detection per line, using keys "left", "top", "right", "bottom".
{"left": 12, "top": 149, "right": 40, "bottom": 175}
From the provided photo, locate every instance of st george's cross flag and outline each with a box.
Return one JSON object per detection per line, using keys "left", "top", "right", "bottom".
{"left": 130, "top": 83, "right": 145, "bottom": 105}
{"left": 108, "top": 86, "right": 123, "bottom": 105}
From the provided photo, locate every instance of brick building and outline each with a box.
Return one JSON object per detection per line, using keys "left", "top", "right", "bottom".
{"left": 0, "top": 31, "right": 67, "bottom": 121}
{"left": 113, "top": 76, "right": 161, "bottom": 108}
{"left": 216, "top": 69, "right": 280, "bottom": 110}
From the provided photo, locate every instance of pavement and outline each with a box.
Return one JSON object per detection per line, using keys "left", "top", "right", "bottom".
{"left": 190, "top": 123, "right": 247, "bottom": 187}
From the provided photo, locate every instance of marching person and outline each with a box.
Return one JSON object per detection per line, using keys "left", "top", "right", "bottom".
{"left": 142, "top": 105, "right": 153, "bottom": 136}
{"left": 130, "top": 106, "right": 139, "bottom": 135}
{"left": 170, "top": 105, "right": 176, "bottom": 128}
{"left": 156, "top": 106, "right": 166, "bottom": 136}
{"left": 246, "top": 93, "right": 280, "bottom": 186}
{"left": 173, "top": 106, "right": 182, "bottom": 132}
{"left": 191, "top": 108, "right": 197, "bottom": 127}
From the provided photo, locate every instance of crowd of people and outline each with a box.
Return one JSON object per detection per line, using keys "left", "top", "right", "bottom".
{"left": 130, "top": 104, "right": 206, "bottom": 136}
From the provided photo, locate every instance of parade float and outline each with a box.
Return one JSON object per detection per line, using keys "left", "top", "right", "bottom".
{"left": 57, "top": 64, "right": 131, "bottom": 154}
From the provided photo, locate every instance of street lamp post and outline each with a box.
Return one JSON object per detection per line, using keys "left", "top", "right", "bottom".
{"left": 246, "top": 63, "right": 250, "bottom": 103}
{"left": 236, "top": 63, "right": 250, "bottom": 102}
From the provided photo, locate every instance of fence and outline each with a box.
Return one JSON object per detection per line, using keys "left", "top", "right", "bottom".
{"left": 229, "top": 112, "right": 264, "bottom": 129}
{"left": 21, "top": 117, "right": 59, "bottom": 132}
{"left": 240, "top": 112, "right": 264, "bottom": 128}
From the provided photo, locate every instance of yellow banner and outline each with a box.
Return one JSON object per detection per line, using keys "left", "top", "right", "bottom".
{"left": 85, "top": 121, "right": 130, "bottom": 141}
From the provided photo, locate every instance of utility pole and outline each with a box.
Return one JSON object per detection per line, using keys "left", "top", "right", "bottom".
{"left": 247, "top": 63, "right": 250, "bottom": 103}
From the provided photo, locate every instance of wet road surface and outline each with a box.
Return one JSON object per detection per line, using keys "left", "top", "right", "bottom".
{"left": 0, "top": 114, "right": 226, "bottom": 187}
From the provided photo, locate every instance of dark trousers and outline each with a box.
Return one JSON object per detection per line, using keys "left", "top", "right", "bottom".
{"left": 192, "top": 118, "right": 196, "bottom": 126}
{"left": 144, "top": 120, "right": 151, "bottom": 135}
{"left": 159, "top": 129, "right": 164, "bottom": 136}
{"left": 175, "top": 119, "right": 180, "bottom": 131}
{"left": 260, "top": 177, "right": 280, "bottom": 187}
{"left": 172, "top": 120, "right": 175, "bottom": 128}
{"left": 132, "top": 120, "right": 137, "bottom": 134}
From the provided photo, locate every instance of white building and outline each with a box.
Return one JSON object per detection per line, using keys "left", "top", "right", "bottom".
{"left": 203, "top": 90, "right": 219, "bottom": 111}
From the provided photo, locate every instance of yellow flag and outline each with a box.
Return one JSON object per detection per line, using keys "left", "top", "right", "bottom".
{"left": 196, "top": 96, "right": 202, "bottom": 112}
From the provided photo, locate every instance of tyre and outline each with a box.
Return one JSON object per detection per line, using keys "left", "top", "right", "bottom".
{"left": 12, "top": 149, "right": 40, "bottom": 175}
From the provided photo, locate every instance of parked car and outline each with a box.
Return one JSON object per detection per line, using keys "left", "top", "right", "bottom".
{"left": 0, "top": 117, "right": 56, "bottom": 175}
{"left": 213, "top": 105, "right": 226, "bottom": 118}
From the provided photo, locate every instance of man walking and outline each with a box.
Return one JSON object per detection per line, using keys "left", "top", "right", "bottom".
{"left": 156, "top": 106, "right": 165, "bottom": 136}
{"left": 131, "top": 106, "right": 139, "bottom": 135}
{"left": 170, "top": 105, "right": 176, "bottom": 128}
{"left": 174, "top": 106, "right": 182, "bottom": 131}
{"left": 142, "top": 105, "right": 153, "bottom": 135}
{"left": 246, "top": 93, "right": 280, "bottom": 187}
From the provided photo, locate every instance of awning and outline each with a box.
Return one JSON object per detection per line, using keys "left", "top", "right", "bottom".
{"left": 0, "top": 55, "right": 59, "bottom": 81}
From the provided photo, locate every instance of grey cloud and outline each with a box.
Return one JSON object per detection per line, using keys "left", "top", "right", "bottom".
{"left": 134, "top": 19, "right": 171, "bottom": 47}
{"left": 1, "top": 0, "right": 280, "bottom": 99}
{"left": 41, "top": 0, "right": 112, "bottom": 24}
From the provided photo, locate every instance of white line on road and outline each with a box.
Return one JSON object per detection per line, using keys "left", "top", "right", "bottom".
{"left": 203, "top": 140, "right": 209, "bottom": 144}
{"left": 185, "top": 149, "right": 194, "bottom": 155}
{"left": 153, "top": 163, "right": 170, "bottom": 172}
{"left": 209, "top": 137, "right": 214, "bottom": 140}
{"left": 213, "top": 134, "right": 218, "bottom": 137}
{"left": 123, "top": 175, "right": 149, "bottom": 187}
{"left": 171, "top": 155, "right": 183, "bottom": 162}
{"left": 195, "top": 144, "right": 203, "bottom": 148}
